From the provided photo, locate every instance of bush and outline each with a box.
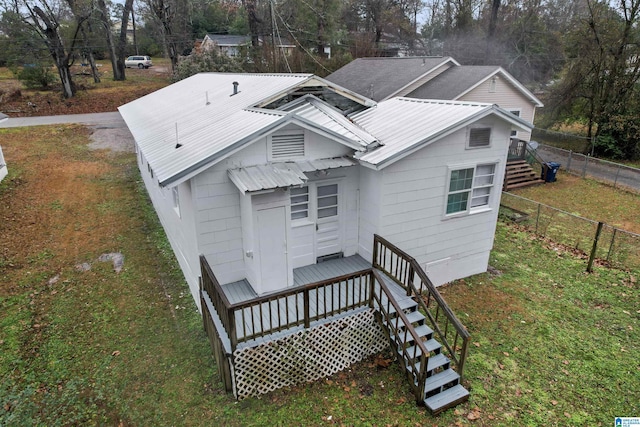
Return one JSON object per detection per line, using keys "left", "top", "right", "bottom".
{"left": 16, "top": 65, "right": 56, "bottom": 89}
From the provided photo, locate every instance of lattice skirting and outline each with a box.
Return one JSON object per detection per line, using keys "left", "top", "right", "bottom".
{"left": 232, "top": 309, "right": 387, "bottom": 399}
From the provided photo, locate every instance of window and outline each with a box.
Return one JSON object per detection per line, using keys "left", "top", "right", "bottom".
{"left": 446, "top": 163, "right": 496, "bottom": 215}
{"left": 468, "top": 128, "right": 491, "bottom": 148}
{"left": 270, "top": 132, "right": 304, "bottom": 160}
{"left": 317, "top": 184, "right": 338, "bottom": 218}
{"left": 290, "top": 186, "right": 309, "bottom": 220}
{"left": 172, "top": 187, "right": 180, "bottom": 217}
{"left": 508, "top": 110, "right": 521, "bottom": 137}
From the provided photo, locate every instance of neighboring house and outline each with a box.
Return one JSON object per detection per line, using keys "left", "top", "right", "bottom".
{"left": 119, "top": 73, "right": 532, "bottom": 411}
{"left": 201, "top": 34, "right": 296, "bottom": 57}
{"left": 0, "top": 113, "right": 7, "bottom": 182}
{"left": 326, "top": 56, "right": 543, "bottom": 142}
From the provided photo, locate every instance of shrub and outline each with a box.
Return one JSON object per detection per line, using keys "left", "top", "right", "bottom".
{"left": 16, "top": 65, "right": 56, "bottom": 89}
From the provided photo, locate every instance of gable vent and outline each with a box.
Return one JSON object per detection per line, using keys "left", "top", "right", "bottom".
{"left": 271, "top": 133, "right": 305, "bottom": 159}
{"left": 469, "top": 128, "right": 491, "bottom": 148}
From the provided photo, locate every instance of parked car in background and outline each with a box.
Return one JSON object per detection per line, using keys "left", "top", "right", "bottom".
{"left": 125, "top": 56, "right": 152, "bottom": 69}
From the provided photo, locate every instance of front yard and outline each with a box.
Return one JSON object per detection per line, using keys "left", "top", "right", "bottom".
{"left": 0, "top": 125, "right": 638, "bottom": 425}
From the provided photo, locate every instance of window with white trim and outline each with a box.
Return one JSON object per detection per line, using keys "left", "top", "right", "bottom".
{"left": 508, "top": 110, "right": 521, "bottom": 137}
{"left": 172, "top": 187, "right": 181, "bottom": 217}
{"left": 446, "top": 163, "right": 496, "bottom": 215}
{"left": 290, "top": 186, "right": 309, "bottom": 220}
{"left": 468, "top": 127, "right": 491, "bottom": 148}
{"left": 317, "top": 183, "right": 338, "bottom": 218}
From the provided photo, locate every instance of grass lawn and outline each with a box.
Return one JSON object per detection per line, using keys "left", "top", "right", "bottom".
{"left": 509, "top": 171, "right": 640, "bottom": 235}
{"left": 0, "top": 126, "right": 638, "bottom": 426}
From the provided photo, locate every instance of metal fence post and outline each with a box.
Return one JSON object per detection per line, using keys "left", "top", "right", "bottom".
{"left": 607, "top": 228, "right": 617, "bottom": 262}
{"left": 614, "top": 165, "right": 621, "bottom": 188}
{"left": 587, "top": 222, "right": 604, "bottom": 273}
{"left": 567, "top": 151, "right": 572, "bottom": 172}
{"left": 582, "top": 155, "right": 588, "bottom": 178}
{"left": 535, "top": 203, "right": 541, "bottom": 235}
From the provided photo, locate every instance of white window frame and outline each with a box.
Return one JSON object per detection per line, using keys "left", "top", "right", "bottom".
{"left": 172, "top": 186, "right": 181, "bottom": 217}
{"left": 268, "top": 130, "right": 306, "bottom": 161}
{"left": 290, "top": 185, "right": 310, "bottom": 221}
{"left": 466, "top": 126, "right": 492, "bottom": 149}
{"left": 508, "top": 109, "right": 521, "bottom": 137}
{"left": 444, "top": 162, "right": 498, "bottom": 217}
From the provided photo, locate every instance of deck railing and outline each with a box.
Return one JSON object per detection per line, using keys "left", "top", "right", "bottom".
{"left": 200, "top": 254, "right": 372, "bottom": 351}
{"left": 507, "top": 138, "right": 527, "bottom": 160}
{"left": 372, "top": 235, "right": 471, "bottom": 381}
{"left": 371, "top": 269, "right": 428, "bottom": 402}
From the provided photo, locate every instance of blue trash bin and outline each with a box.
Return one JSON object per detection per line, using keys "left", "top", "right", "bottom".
{"left": 542, "top": 162, "right": 561, "bottom": 182}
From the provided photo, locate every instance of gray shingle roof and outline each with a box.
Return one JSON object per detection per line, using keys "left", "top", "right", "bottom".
{"left": 205, "top": 34, "right": 252, "bottom": 46}
{"left": 325, "top": 57, "right": 454, "bottom": 101}
{"left": 407, "top": 66, "right": 500, "bottom": 100}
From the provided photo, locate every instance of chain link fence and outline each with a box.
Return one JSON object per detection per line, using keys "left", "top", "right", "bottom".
{"left": 534, "top": 144, "right": 640, "bottom": 192}
{"left": 500, "top": 192, "right": 640, "bottom": 271}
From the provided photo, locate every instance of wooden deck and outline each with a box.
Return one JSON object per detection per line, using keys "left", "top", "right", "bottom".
{"left": 209, "top": 255, "right": 406, "bottom": 348}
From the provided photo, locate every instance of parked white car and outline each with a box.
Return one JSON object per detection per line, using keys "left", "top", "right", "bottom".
{"left": 125, "top": 56, "right": 152, "bottom": 69}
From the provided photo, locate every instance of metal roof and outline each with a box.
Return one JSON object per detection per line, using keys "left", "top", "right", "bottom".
{"left": 282, "top": 96, "right": 377, "bottom": 148}
{"left": 228, "top": 157, "right": 356, "bottom": 192}
{"left": 352, "top": 98, "right": 533, "bottom": 169}
{"left": 325, "top": 57, "right": 457, "bottom": 101}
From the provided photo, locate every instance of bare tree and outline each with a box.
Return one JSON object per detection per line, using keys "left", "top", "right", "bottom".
{"left": 13, "top": 0, "right": 82, "bottom": 98}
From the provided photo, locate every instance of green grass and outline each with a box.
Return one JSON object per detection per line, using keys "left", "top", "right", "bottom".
{"left": 1, "top": 127, "right": 639, "bottom": 425}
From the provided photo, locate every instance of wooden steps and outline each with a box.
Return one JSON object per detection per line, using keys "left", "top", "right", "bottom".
{"left": 377, "top": 294, "right": 469, "bottom": 415}
{"left": 504, "top": 160, "right": 544, "bottom": 191}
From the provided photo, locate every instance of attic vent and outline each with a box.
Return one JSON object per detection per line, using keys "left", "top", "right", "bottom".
{"left": 469, "top": 128, "right": 491, "bottom": 148}
{"left": 271, "top": 133, "right": 305, "bottom": 159}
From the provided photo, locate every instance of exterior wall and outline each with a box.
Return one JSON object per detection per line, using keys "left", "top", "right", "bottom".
{"left": 290, "top": 165, "right": 360, "bottom": 268}
{"left": 460, "top": 77, "right": 536, "bottom": 141}
{"left": 357, "top": 166, "right": 383, "bottom": 262}
{"left": 394, "top": 62, "right": 455, "bottom": 98}
{"left": 136, "top": 147, "right": 200, "bottom": 306}
{"left": 0, "top": 146, "right": 7, "bottom": 182}
{"left": 193, "top": 124, "right": 356, "bottom": 289}
{"left": 378, "top": 116, "right": 510, "bottom": 285}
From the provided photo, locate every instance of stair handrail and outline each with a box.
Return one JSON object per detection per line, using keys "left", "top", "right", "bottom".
{"left": 372, "top": 235, "right": 470, "bottom": 381}
{"left": 371, "top": 269, "right": 428, "bottom": 402}
{"left": 525, "top": 144, "right": 547, "bottom": 168}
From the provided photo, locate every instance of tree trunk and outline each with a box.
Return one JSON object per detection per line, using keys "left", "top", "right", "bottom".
{"left": 97, "top": 0, "right": 123, "bottom": 81}
{"left": 32, "top": 6, "right": 75, "bottom": 98}
{"left": 132, "top": 7, "right": 138, "bottom": 55}
{"left": 80, "top": 25, "right": 100, "bottom": 83}
{"left": 116, "top": 0, "right": 134, "bottom": 79}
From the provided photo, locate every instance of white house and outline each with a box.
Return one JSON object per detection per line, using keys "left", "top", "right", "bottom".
{"left": 201, "top": 34, "right": 296, "bottom": 57}
{"left": 0, "top": 113, "right": 7, "bottom": 182}
{"left": 119, "top": 73, "right": 532, "bottom": 307}
{"left": 326, "top": 57, "right": 543, "bottom": 142}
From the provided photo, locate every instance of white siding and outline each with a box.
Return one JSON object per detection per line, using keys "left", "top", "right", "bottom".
{"left": 0, "top": 146, "right": 7, "bottom": 182}
{"left": 460, "top": 78, "right": 536, "bottom": 141}
{"left": 378, "top": 116, "right": 510, "bottom": 285}
{"left": 193, "top": 125, "right": 357, "bottom": 288}
{"left": 137, "top": 147, "right": 200, "bottom": 307}
{"left": 357, "top": 167, "right": 383, "bottom": 262}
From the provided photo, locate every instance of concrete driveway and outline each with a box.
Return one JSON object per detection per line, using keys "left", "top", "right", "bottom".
{"left": 0, "top": 112, "right": 135, "bottom": 153}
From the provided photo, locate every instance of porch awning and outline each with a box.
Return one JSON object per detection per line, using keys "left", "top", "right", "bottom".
{"left": 228, "top": 157, "right": 356, "bottom": 193}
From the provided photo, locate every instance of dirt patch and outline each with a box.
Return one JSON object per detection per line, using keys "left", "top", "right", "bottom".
{"left": 89, "top": 127, "right": 135, "bottom": 152}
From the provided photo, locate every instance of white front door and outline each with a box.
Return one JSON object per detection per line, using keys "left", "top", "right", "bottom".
{"left": 315, "top": 182, "right": 342, "bottom": 258}
{"left": 257, "top": 206, "right": 288, "bottom": 293}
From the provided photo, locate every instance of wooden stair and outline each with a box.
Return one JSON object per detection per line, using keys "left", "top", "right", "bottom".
{"left": 504, "top": 160, "right": 544, "bottom": 191}
{"left": 378, "top": 294, "right": 469, "bottom": 415}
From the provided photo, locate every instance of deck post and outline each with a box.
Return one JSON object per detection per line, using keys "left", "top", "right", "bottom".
{"left": 303, "top": 289, "right": 310, "bottom": 328}
{"left": 228, "top": 307, "right": 237, "bottom": 351}
{"left": 587, "top": 222, "right": 604, "bottom": 273}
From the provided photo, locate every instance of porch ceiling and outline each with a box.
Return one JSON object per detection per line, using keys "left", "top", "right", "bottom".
{"left": 227, "top": 156, "right": 357, "bottom": 193}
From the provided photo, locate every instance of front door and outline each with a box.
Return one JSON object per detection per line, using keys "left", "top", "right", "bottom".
{"left": 315, "top": 182, "right": 342, "bottom": 258}
{"left": 257, "top": 206, "right": 288, "bottom": 293}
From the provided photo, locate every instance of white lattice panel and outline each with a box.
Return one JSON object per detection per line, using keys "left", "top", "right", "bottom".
{"left": 232, "top": 309, "right": 387, "bottom": 399}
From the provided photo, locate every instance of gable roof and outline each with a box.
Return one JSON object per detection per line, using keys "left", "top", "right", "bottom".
{"left": 351, "top": 98, "right": 533, "bottom": 169}
{"left": 407, "top": 66, "right": 544, "bottom": 107}
{"left": 326, "top": 57, "right": 543, "bottom": 107}
{"left": 325, "top": 57, "right": 457, "bottom": 101}
{"left": 118, "top": 73, "right": 375, "bottom": 187}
